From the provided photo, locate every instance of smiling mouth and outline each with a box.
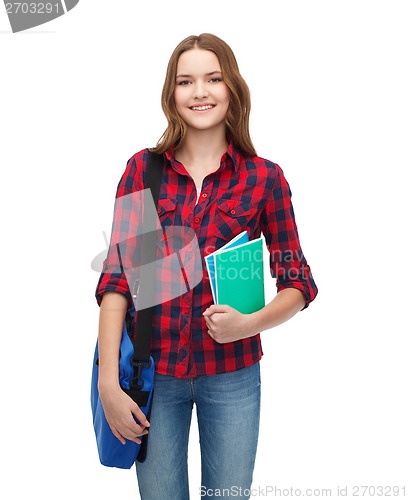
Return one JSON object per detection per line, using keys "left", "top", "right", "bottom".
{"left": 189, "top": 105, "right": 215, "bottom": 111}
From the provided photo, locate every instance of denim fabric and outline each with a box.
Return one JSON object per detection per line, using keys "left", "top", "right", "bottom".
{"left": 135, "top": 362, "right": 261, "bottom": 499}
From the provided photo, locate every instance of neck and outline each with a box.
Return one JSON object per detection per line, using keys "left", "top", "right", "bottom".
{"left": 175, "top": 126, "right": 228, "bottom": 168}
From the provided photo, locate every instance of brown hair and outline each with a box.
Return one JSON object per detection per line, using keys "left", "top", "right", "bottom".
{"left": 150, "top": 33, "right": 256, "bottom": 156}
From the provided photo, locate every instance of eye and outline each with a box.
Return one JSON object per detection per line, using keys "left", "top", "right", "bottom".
{"left": 177, "top": 80, "right": 191, "bottom": 85}
{"left": 209, "top": 77, "right": 222, "bottom": 83}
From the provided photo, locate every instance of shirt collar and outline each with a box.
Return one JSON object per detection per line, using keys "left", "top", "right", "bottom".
{"left": 164, "top": 139, "right": 242, "bottom": 173}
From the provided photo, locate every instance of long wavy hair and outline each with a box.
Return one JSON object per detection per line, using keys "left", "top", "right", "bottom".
{"left": 150, "top": 33, "right": 256, "bottom": 156}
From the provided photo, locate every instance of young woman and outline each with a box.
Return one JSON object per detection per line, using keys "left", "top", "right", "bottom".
{"left": 95, "top": 33, "right": 318, "bottom": 499}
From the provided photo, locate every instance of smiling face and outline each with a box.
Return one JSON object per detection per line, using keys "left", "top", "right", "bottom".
{"left": 174, "top": 48, "right": 230, "bottom": 134}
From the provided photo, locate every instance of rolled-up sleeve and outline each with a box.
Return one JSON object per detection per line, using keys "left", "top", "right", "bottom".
{"left": 260, "top": 163, "right": 318, "bottom": 310}
{"left": 95, "top": 268, "right": 133, "bottom": 309}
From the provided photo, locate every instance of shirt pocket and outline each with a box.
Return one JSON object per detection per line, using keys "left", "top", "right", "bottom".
{"left": 214, "top": 199, "right": 258, "bottom": 241}
{"left": 155, "top": 198, "right": 178, "bottom": 253}
{"left": 157, "top": 198, "right": 178, "bottom": 224}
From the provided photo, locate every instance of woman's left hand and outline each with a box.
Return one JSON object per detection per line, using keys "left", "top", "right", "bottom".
{"left": 203, "top": 304, "right": 256, "bottom": 343}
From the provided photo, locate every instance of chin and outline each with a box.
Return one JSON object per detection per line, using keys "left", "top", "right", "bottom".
{"left": 185, "top": 119, "right": 226, "bottom": 131}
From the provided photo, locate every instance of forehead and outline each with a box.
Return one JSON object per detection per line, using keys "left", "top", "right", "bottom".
{"left": 176, "top": 49, "right": 221, "bottom": 75}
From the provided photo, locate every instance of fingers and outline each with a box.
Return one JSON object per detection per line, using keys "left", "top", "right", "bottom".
{"left": 204, "top": 315, "right": 221, "bottom": 338}
{"left": 207, "top": 329, "right": 223, "bottom": 344}
{"left": 112, "top": 427, "right": 126, "bottom": 445}
{"left": 203, "top": 304, "right": 230, "bottom": 316}
{"left": 203, "top": 315, "right": 214, "bottom": 330}
{"left": 117, "top": 403, "right": 150, "bottom": 443}
{"left": 111, "top": 421, "right": 149, "bottom": 445}
{"left": 203, "top": 312, "right": 217, "bottom": 338}
{"left": 122, "top": 426, "right": 149, "bottom": 444}
{"left": 103, "top": 394, "right": 150, "bottom": 445}
{"left": 131, "top": 405, "right": 150, "bottom": 429}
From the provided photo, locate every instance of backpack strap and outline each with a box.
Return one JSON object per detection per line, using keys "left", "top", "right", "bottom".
{"left": 131, "top": 151, "right": 164, "bottom": 365}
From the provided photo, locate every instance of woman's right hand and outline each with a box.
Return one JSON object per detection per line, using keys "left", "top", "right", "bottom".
{"left": 99, "top": 384, "right": 150, "bottom": 445}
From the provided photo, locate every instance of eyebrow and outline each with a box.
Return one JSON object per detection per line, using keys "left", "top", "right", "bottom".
{"left": 176, "top": 71, "right": 222, "bottom": 78}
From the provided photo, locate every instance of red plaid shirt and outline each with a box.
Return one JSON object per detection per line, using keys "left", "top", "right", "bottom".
{"left": 95, "top": 141, "right": 318, "bottom": 378}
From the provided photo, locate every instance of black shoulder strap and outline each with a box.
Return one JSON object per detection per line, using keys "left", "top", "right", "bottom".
{"left": 132, "top": 151, "right": 164, "bottom": 364}
{"left": 145, "top": 151, "right": 163, "bottom": 217}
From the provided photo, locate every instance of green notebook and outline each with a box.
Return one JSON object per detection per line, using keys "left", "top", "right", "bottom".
{"left": 213, "top": 238, "right": 265, "bottom": 314}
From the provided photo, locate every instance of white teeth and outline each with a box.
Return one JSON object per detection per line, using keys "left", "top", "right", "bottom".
{"left": 191, "top": 105, "right": 214, "bottom": 111}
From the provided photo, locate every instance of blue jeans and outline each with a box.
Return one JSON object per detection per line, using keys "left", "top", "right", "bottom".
{"left": 135, "top": 362, "right": 261, "bottom": 499}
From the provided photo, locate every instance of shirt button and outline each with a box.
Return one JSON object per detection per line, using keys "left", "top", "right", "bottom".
{"left": 202, "top": 193, "right": 208, "bottom": 198}
{"left": 183, "top": 308, "right": 189, "bottom": 314}
{"left": 230, "top": 209, "right": 236, "bottom": 215}
{"left": 194, "top": 217, "right": 200, "bottom": 223}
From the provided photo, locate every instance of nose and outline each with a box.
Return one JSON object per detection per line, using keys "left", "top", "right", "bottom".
{"left": 193, "top": 80, "right": 209, "bottom": 100}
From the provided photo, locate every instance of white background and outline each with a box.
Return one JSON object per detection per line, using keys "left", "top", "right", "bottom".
{"left": 1, "top": 1, "right": 408, "bottom": 498}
